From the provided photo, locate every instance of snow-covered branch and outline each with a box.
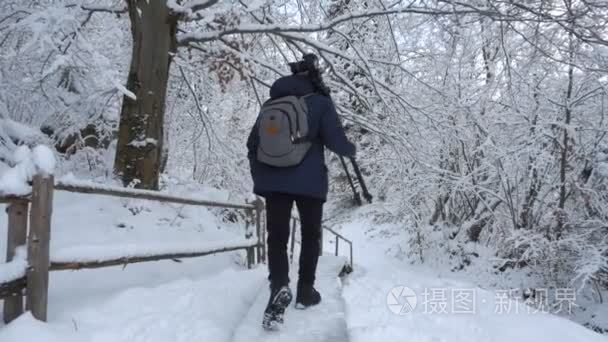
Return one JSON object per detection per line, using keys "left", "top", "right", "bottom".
{"left": 63, "top": 3, "right": 127, "bottom": 14}
{"left": 79, "top": 4, "right": 127, "bottom": 14}
{"left": 168, "top": 0, "right": 220, "bottom": 16}
{"left": 177, "top": 6, "right": 500, "bottom": 45}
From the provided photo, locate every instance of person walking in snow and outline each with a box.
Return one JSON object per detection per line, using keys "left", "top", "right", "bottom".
{"left": 247, "top": 53, "right": 356, "bottom": 330}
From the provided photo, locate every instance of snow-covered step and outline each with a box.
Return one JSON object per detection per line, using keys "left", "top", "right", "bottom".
{"left": 231, "top": 255, "right": 349, "bottom": 342}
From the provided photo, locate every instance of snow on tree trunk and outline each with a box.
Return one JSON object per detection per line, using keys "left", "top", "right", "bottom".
{"left": 114, "top": 0, "right": 177, "bottom": 190}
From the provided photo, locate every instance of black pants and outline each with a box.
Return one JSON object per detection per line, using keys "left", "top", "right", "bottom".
{"left": 265, "top": 193, "right": 323, "bottom": 288}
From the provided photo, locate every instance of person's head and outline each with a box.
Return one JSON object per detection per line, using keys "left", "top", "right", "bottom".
{"left": 288, "top": 53, "right": 330, "bottom": 96}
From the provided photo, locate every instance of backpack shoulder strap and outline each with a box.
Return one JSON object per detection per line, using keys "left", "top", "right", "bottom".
{"left": 292, "top": 93, "right": 324, "bottom": 145}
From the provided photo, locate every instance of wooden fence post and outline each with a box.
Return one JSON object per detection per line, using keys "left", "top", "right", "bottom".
{"left": 254, "top": 198, "right": 264, "bottom": 264}
{"left": 3, "top": 201, "right": 28, "bottom": 323}
{"left": 26, "top": 175, "right": 53, "bottom": 322}
{"left": 245, "top": 208, "right": 255, "bottom": 269}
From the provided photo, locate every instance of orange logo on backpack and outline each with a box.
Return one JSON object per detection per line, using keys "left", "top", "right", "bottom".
{"left": 266, "top": 125, "right": 279, "bottom": 135}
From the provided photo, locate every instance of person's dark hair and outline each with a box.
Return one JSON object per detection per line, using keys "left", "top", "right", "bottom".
{"left": 289, "top": 53, "right": 331, "bottom": 97}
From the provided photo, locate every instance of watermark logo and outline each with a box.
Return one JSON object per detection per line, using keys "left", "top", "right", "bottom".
{"left": 386, "top": 286, "right": 418, "bottom": 315}
{"left": 386, "top": 286, "right": 577, "bottom": 316}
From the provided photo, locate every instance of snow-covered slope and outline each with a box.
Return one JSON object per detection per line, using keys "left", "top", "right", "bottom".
{"left": 338, "top": 220, "right": 607, "bottom": 342}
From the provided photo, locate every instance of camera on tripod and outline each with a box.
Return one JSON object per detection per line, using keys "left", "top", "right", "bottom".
{"left": 289, "top": 54, "right": 320, "bottom": 74}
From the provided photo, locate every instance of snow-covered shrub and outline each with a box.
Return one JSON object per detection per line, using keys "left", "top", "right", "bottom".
{"left": 0, "top": 145, "right": 56, "bottom": 195}
{"left": 0, "top": 0, "right": 125, "bottom": 161}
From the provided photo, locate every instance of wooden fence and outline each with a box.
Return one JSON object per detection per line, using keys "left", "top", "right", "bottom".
{"left": 0, "top": 174, "right": 265, "bottom": 324}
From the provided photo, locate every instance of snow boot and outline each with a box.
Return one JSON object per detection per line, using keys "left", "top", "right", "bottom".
{"left": 262, "top": 285, "right": 292, "bottom": 331}
{"left": 295, "top": 282, "right": 321, "bottom": 309}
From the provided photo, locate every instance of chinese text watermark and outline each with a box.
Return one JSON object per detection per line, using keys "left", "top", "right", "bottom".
{"left": 386, "top": 286, "right": 577, "bottom": 316}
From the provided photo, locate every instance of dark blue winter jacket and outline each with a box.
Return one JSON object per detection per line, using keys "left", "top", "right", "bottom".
{"left": 247, "top": 74, "right": 356, "bottom": 201}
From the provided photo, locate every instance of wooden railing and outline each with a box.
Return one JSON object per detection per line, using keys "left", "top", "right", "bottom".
{"left": 0, "top": 174, "right": 265, "bottom": 324}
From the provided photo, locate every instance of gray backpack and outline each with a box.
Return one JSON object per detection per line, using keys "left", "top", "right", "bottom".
{"left": 255, "top": 95, "right": 312, "bottom": 167}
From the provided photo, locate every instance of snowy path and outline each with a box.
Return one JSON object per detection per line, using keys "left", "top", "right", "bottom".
{"left": 0, "top": 256, "right": 350, "bottom": 342}
{"left": 232, "top": 255, "right": 349, "bottom": 342}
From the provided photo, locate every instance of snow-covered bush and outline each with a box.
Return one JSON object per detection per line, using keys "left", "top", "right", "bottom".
{"left": 0, "top": 145, "right": 56, "bottom": 195}
{"left": 0, "top": 119, "right": 52, "bottom": 166}
{"left": 0, "top": 0, "right": 125, "bottom": 157}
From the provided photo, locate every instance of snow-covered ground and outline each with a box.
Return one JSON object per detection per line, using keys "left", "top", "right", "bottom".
{"left": 337, "top": 218, "right": 607, "bottom": 342}
{"left": 2, "top": 266, "right": 264, "bottom": 342}
{"left": 1, "top": 189, "right": 607, "bottom": 341}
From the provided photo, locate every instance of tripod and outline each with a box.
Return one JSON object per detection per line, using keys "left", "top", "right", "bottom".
{"left": 339, "top": 156, "right": 372, "bottom": 205}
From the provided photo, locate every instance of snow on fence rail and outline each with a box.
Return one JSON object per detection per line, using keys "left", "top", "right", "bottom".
{"left": 0, "top": 173, "right": 266, "bottom": 325}
{"left": 54, "top": 178, "right": 256, "bottom": 210}
{"left": 0, "top": 247, "right": 27, "bottom": 285}
{"left": 0, "top": 247, "right": 27, "bottom": 300}
{"left": 50, "top": 238, "right": 258, "bottom": 270}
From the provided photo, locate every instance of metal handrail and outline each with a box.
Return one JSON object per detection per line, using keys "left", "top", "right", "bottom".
{"left": 289, "top": 217, "right": 353, "bottom": 269}
{"left": 323, "top": 225, "right": 353, "bottom": 268}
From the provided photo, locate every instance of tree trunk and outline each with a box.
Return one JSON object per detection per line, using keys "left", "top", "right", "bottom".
{"left": 114, "top": 1, "right": 177, "bottom": 190}
{"left": 556, "top": 32, "right": 575, "bottom": 239}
